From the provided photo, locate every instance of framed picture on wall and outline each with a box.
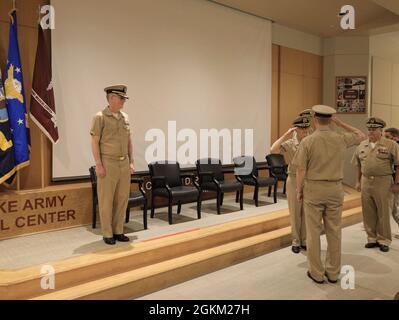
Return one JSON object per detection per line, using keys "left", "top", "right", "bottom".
{"left": 336, "top": 76, "right": 367, "bottom": 113}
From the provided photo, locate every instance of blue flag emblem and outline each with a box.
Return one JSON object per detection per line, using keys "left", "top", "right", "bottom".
{"left": 4, "top": 10, "right": 30, "bottom": 174}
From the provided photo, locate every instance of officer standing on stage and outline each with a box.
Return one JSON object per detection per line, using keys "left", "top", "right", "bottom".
{"left": 293, "top": 105, "right": 365, "bottom": 284}
{"left": 271, "top": 116, "right": 311, "bottom": 254}
{"left": 352, "top": 118, "right": 399, "bottom": 252}
{"left": 90, "top": 85, "right": 135, "bottom": 245}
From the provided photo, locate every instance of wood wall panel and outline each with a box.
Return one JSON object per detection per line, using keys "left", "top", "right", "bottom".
{"left": 279, "top": 73, "right": 304, "bottom": 135}
{"left": 273, "top": 45, "right": 323, "bottom": 141}
{"left": 280, "top": 47, "right": 304, "bottom": 76}
{"left": 303, "top": 77, "right": 322, "bottom": 108}
{"left": 303, "top": 52, "right": 322, "bottom": 79}
{"left": 271, "top": 45, "right": 279, "bottom": 144}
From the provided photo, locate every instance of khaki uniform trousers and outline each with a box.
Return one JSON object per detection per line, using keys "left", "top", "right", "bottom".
{"left": 287, "top": 174, "right": 306, "bottom": 246}
{"left": 304, "top": 180, "right": 344, "bottom": 282}
{"left": 392, "top": 193, "right": 399, "bottom": 227}
{"left": 97, "top": 157, "right": 130, "bottom": 238}
{"left": 361, "top": 175, "right": 393, "bottom": 246}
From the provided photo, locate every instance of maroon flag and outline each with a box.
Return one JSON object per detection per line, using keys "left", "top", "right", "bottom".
{"left": 30, "top": 24, "right": 59, "bottom": 144}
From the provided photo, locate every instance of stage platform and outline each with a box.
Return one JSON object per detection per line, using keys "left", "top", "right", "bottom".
{"left": 0, "top": 188, "right": 363, "bottom": 300}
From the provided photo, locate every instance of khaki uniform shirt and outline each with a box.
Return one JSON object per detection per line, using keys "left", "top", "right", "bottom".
{"left": 351, "top": 137, "right": 399, "bottom": 177}
{"left": 292, "top": 128, "right": 361, "bottom": 181}
{"left": 90, "top": 107, "right": 131, "bottom": 159}
{"left": 281, "top": 138, "right": 299, "bottom": 175}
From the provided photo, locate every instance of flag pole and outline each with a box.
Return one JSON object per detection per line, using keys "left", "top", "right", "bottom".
{"left": 8, "top": 0, "right": 16, "bottom": 24}
{"left": 13, "top": 0, "right": 18, "bottom": 191}
{"left": 37, "top": 4, "right": 41, "bottom": 25}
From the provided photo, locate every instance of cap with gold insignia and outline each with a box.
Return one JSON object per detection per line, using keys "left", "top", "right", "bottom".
{"left": 293, "top": 116, "right": 311, "bottom": 128}
{"left": 366, "top": 117, "right": 386, "bottom": 129}
{"left": 312, "top": 105, "right": 336, "bottom": 118}
{"left": 298, "top": 109, "right": 313, "bottom": 118}
{"left": 104, "top": 85, "right": 129, "bottom": 99}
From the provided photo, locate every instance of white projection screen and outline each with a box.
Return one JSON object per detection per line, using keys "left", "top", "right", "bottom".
{"left": 51, "top": 0, "right": 272, "bottom": 180}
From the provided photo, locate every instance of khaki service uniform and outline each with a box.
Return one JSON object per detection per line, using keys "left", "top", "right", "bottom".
{"left": 352, "top": 137, "right": 399, "bottom": 246}
{"left": 282, "top": 138, "right": 306, "bottom": 247}
{"left": 90, "top": 107, "right": 131, "bottom": 238}
{"left": 281, "top": 117, "right": 310, "bottom": 248}
{"left": 293, "top": 122, "right": 361, "bottom": 282}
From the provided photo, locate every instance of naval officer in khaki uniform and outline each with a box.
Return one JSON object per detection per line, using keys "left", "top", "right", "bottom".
{"left": 384, "top": 128, "right": 399, "bottom": 238}
{"left": 90, "top": 85, "right": 135, "bottom": 245}
{"left": 293, "top": 105, "right": 365, "bottom": 284}
{"left": 352, "top": 118, "right": 399, "bottom": 252}
{"left": 271, "top": 116, "right": 311, "bottom": 254}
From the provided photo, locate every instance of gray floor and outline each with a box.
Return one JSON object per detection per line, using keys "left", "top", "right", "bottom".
{"left": 0, "top": 192, "right": 286, "bottom": 270}
{"left": 138, "top": 219, "right": 399, "bottom": 300}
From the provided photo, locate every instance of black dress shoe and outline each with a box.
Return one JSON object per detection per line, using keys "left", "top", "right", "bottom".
{"left": 365, "top": 242, "right": 378, "bottom": 249}
{"left": 113, "top": 234, "right": 130, "bottom": 242}
{"left": 301, "top": 245, "right": 307, "bottom": 251}
{"left": 379, "top": 244, "right": 390, "bottom": 252}
{"left": 307, "top": 271, "right": 324, "bottom": 284}
{"left": 103, "top": 237, "right": 116, "bottom": 245}
{"left": 325, "top": 273, "right": 338, "bottom": 284}
{"left": 292, "top": 246, "right": 301, "bottom": 254}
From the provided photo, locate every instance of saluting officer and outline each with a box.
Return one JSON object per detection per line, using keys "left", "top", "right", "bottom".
{"left": 90, "top": 85, "right": 135, "bottom": 245}
{"left": 271, "top": 117, "right": 311, "bottom": 254}
{"left": 293, "top": 105, "right": 365, "bottom": 284}
{"left": 352, "top": 118, "right": 399, "bottom": 252}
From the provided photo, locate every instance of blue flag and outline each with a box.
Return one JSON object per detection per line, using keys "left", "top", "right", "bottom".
{"left": 4, "top": 10, "right": 30, "bottom": 174}
{"left": 0, "top": 69, "right": 16, "bottom": 185}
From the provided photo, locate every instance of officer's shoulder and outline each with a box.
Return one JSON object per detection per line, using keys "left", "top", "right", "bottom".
{"left": 121, "top": 111, "right": 129, "bottom": 120}
{"left": 93, "top": 111, "right": 104, "bottom": 118}
{"left": 382, "top": 137, "right": 398, "bottom": 148}
{"left": 299, "top": 134, "right": 313, "bottom": 146}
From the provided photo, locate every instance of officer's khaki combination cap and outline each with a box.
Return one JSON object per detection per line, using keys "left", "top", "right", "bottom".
{"left": 312, "top": 105, "right": 336, "bottom": 118}
{"left": 293, "top": 116, "right": 311, "bottom": 128}
{"left": 104, "top": 85, "right": 129, "bottom": 99}
{"left": 366, "top": 117, "right": 386, "bottom": 129}
{"left": 299, "top": 109, "right": 314, "bottom": 118}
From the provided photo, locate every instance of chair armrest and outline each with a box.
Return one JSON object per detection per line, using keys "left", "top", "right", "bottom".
{"left": 131, "top": 177, "right": 146, "bottom": 197}
{"left": 131, "top": 177, "right": 143, "bottom": 184}
{"left": 212, "top": 177, "right": 221, "bottom": 188}
{"left": 235, "top": 175, "right": 242, "bottom": 183}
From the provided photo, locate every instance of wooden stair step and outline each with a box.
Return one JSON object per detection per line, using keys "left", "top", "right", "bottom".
{"left": 34, "top": 206, "right": 362, "bottom": 300}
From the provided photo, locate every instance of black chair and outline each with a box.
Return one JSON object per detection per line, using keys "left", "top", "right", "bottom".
{"left": 149, "top": 161, "right": 201, "bottom": 225}
{"left": 266, "top": 154, "right": 288, "bottom": 195}
{"left": 89, "top": 166, "right": 148, "bottom": 230}
{"left": 233, "top": 156, "right": 277, "bottom": 206}
{"left": 196, "top": 158, "right": 243, "bottom": 214}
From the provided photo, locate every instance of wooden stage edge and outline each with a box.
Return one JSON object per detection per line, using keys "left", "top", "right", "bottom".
{"left": 0, "top": 192, "right": 362, "bottom": 300}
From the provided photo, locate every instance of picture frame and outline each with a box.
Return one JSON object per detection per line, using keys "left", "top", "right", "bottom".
{"left": 336, "top": 76, "right": 367, "bottom": 114}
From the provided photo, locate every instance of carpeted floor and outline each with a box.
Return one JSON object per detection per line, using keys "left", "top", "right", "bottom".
{"left": 137, "top": 218, "right": 399, "bottom": 300}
